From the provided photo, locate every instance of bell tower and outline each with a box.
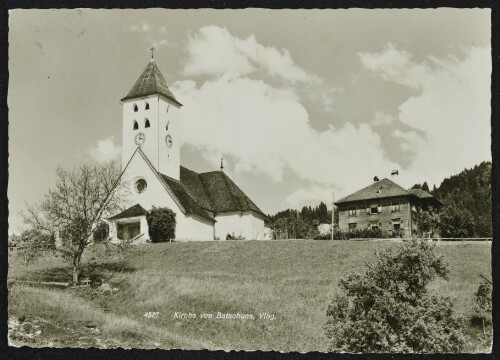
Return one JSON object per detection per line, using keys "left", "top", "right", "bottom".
{"left": 120, "top": 55, "right": 183, "bottom": 180}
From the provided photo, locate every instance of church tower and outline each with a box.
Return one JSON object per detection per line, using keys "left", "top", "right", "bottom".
{"left": 120, "top": 57, "right": 183, "bottom": 180}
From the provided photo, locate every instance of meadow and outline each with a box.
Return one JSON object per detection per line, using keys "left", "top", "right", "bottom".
{"left": 8, "top": 239, "right": 492, "bottom": 352}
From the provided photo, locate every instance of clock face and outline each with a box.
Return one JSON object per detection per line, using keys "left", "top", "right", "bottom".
{"left": 134, "top": 132, "right": 146, "bottom": 145}
{"left": 165, "top": 134, "right": 173, "bottom": 148}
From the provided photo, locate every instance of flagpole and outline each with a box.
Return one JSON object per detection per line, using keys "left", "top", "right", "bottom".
{"left": 331, "top": 191, "right": 334, "bottom": 241}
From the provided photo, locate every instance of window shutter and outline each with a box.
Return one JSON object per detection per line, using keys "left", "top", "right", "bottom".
{"left": 367, "top": 206, "right": 370, "bottom": 214}
{"left": 378, "top": 204, "right": 381, "bottom": 213}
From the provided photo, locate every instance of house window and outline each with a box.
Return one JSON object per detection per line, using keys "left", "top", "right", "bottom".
{"left": 348, "top": 223, "right": 357, "bottom": 231}
{"left": 133, "top": 104, "right": 138, "bottom": 112}
{"left": 392, "top": 219, "right": 401, "bottom": 231}
{"left": 391, "top": 201, "right": 400, "bottom": 212}
{"left": 348, "top": 206, "right": 357, "bottom": 216}
{"left": 145, "top": 118, "right": 150, "bottom": 128}
{"left": 145, "top": 102, "right": 150, "bottom": 110}
{"left": 133, "top": 120, "right": 139, "bottom": 130}
{"left": 368, "top": 204, "right": 381, "bottom": 214}
{"left": 370, "top": 221, "right": 379, "bottom": 230}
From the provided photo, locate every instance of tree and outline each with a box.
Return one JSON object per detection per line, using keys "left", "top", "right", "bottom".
{"left": 439, "top": 202, "right": 475, "bottom": 238}
{"left": 21, "top": 161, "right": 128, "bottom": 284}
{"left": 416, "top": 207, "right": 440, "bottom": 237}
{"left": 325, "top": 240, "right": 466, "bottom": 353}
{"left": 146, "top": 207, "right": 176, "bottom": 242}
{"left": 421, "top": 181, "right": 430, "bottom": 193}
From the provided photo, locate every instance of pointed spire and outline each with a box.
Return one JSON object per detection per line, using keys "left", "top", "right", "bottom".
{"left": 121, "top": 57, "right": 182, "bottom": 106}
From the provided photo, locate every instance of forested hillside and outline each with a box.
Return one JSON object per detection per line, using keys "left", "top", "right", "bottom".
{"left": 413, "top": 161, "right": 492, "bottom": 237}
{"left": 267, "top": 161, "right": 492, "bottom": 239}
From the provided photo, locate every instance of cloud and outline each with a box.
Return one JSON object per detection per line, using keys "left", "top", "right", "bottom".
{"left": 127, "top": 22, "right": 174, "bottom": 50}
{"left": 360, "top": 44, "right": 491, "bottom": 187}
{"left": 183, "top": 26, "right": 337, "bottom": 112}
{"left": 372, "top": 111, "right": 396, "bottom": 126}
{"left": 88, "top": 136, "right": 121, "bottom": 163}
{"left": 172, "top": 70, "right": 397, "bottom": 197}
{"left": 359, "top": 43, "right": 429, "bottom": 89}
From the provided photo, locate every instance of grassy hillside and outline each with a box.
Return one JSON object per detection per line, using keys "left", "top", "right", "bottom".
{"left": 8, "top": 240, "right": 492, "bottom": 352}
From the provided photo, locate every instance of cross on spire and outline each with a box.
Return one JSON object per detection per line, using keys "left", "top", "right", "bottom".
{"left": 150, "top": 46, "right": 156, "bottom": 59}
{"left": 220, "top": 157, "right": 224, "bottom": 171}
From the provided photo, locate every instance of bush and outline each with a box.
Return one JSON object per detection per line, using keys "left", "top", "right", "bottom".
{"left": 324, "top": 239, "right": 466, "bottom": 353}
{"left": 146, "top": 207, "right": 176, "bottom": 243}
{"left": 475, "top": 281, "right": 492, "bottom": 313}
{"left": 316, "top": 228, "right": 387, "bottom": 240}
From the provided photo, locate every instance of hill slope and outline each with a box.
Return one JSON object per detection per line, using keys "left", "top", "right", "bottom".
{"left": 8, "top": 240, "right": 491, "bottom": 351}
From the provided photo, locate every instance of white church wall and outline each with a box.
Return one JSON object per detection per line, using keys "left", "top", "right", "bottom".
{"left": 215, "top": 212, "right": 242, "bottom": 239}
{"left": 241, "top": 212, "right": 266, "bottom": 240}
{"left": 121, "top": 151, "right": 199, "bottom": 241}
{"left": 214, "top": 212, "right": 265, "bottom": 240}
{"left": 177, "top": 215, "right": 214, "bottom": 241}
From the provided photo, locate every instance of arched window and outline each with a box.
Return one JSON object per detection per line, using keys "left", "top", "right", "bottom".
{"left": 133, "top": 120, "right": 139, "bottom": 130}
{"left": 166, "top": 121, "right": 170, "bottom": 131}
{"left": 145, "top": 102, "right": 150, "bottom": 110}
{"left": 133, "top": 104, "right": 138, "bottom": 112}
{"left": 145, "top": 118, "right": 150, "bottom": 128}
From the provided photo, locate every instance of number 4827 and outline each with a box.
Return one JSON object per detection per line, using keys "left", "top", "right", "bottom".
{"left": 144, "top": 312, "right": 160, "bottom": 318}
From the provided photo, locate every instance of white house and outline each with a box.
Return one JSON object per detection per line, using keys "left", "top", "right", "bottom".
{"left": 107, "top": 57, "right": 266, "bottom": 242}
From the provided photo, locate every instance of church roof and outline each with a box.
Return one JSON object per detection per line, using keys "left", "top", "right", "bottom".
{"left": 109, "top": 204, "right": 148, "bottom": 220}
{"left": 121, "top": 60, "right": 182, "bottom": 106}
{"left": 158, "top": 173, "right": 215, "bottom": 222}
{"left": 194, "top": 170, "right": 266, "bottom": 217}
{"left": 157, "top": 166, "right": 266, "bottom": 220}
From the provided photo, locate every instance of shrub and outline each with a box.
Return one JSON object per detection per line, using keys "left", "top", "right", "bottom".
{"left": 325, "top": 239, "right": 466, "bottom": 353}
{"left": 475, "top": 281, "right": 492, "bottom": 313}
{"left": 146, "top": 207, "right": 176, "bottom": 243}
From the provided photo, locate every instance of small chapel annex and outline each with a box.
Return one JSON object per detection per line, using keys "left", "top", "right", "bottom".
{"left": 107, "top": 57, "right": 267, "bottom": 242}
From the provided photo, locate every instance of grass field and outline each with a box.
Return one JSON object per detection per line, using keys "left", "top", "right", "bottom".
{"left": 8, "top": 239, "right": 492, "bottom": 352}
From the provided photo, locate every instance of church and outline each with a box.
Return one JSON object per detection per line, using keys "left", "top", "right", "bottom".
{"left": 107, "top": 57, "right": 267, "bottom": 242}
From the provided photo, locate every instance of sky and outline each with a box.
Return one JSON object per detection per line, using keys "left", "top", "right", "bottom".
{"left": 8, "top": 8, "right": 491, "bottom": 234}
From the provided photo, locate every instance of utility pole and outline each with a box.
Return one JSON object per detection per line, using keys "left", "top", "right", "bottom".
{"left": 331, "top": 191, "right": 335, "bottom": 241}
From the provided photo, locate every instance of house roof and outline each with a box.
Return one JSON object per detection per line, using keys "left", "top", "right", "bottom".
{"left": 109, "top": 204, "right": 148, "bottom": 220}
{"left": 409, "top": 188, "right": 433, "bottom": 199}
{"left": 335, "top": 178, "right": 444, "bottom": 207}
{"left": 336, "top": 178, "right": 410, "bottom": 204}
{"left": 121, "top": 59, "right": 182, "bottom": 106}
{"left": 409, "top": 188, "right": 444, "bottom": 206}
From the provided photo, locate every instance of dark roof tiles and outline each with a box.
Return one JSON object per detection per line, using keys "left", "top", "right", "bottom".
{"left": 173, "top": 166, "right": 265, "bottom": 218}
{"left": 159, "top": 173, "right": 215, "bottom": 222}
{"left": 336, "top": 178, "right": 409, "bottom": 204}
{"left": 121, "top": 60, "right": 182, "bottom": 106}
{"left": 109, "top": 204, "right": 148, "bottom": 220}
{"left": 335, "top": 178, "right": 443, "bottom": 206}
